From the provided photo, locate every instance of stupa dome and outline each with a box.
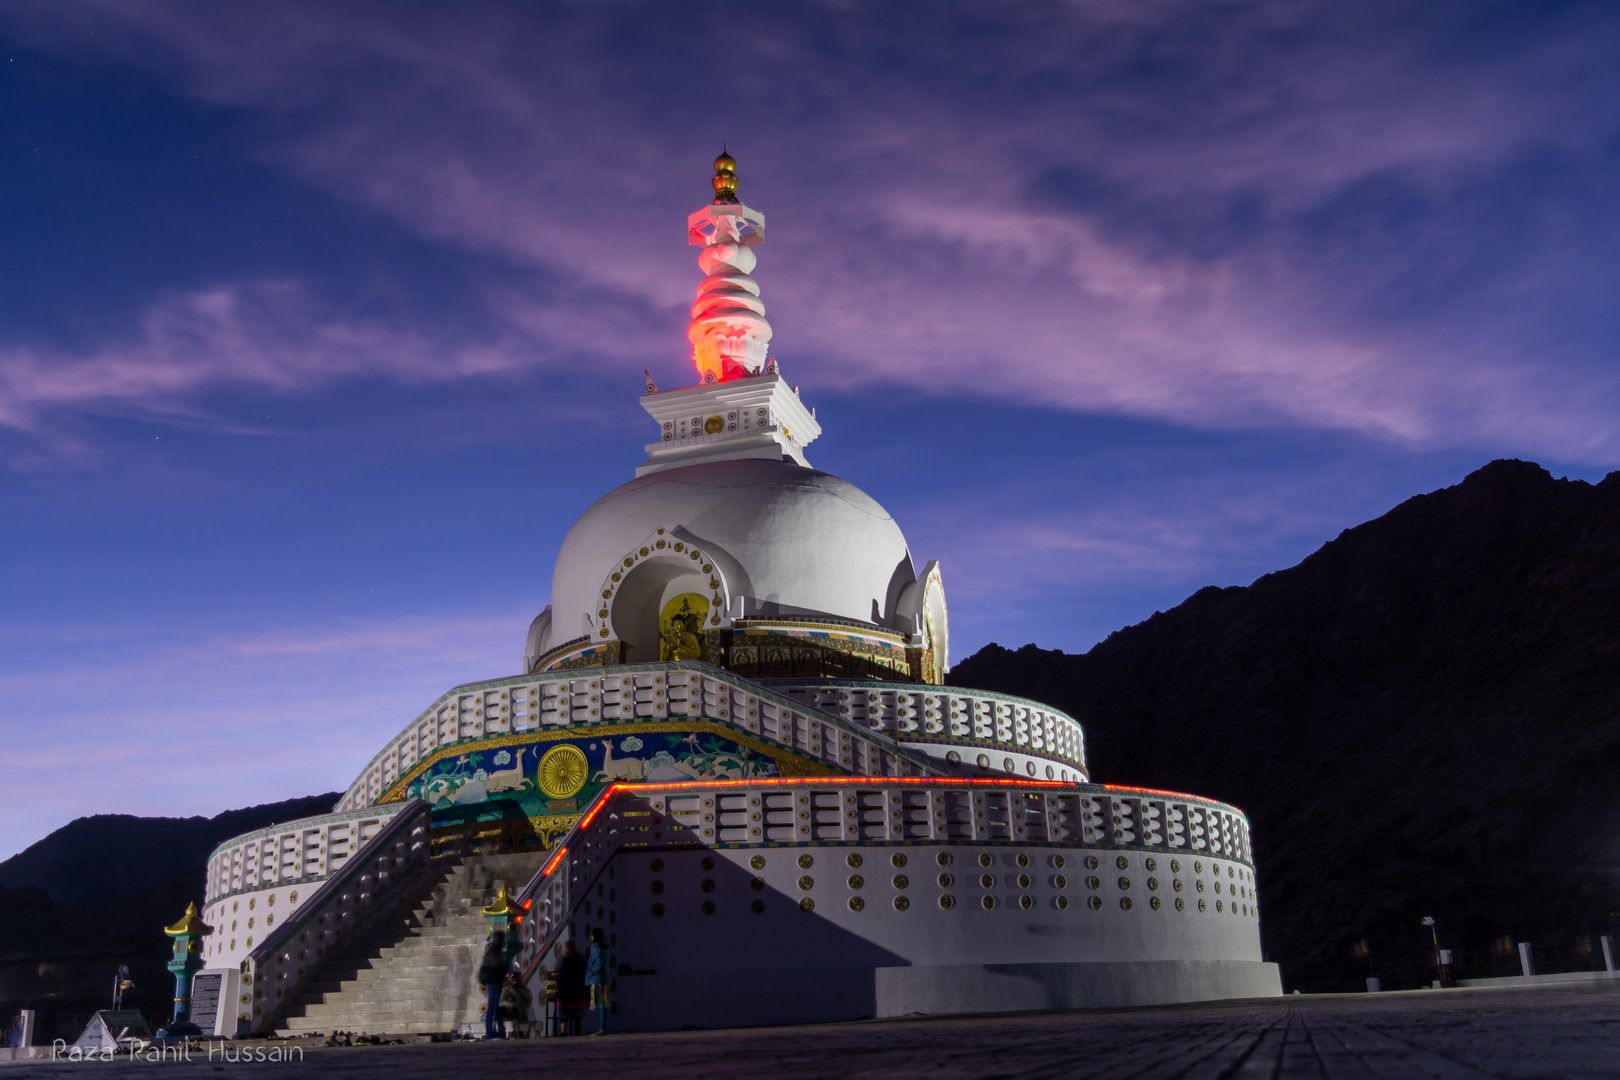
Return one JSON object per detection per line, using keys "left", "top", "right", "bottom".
{"left": 524, "top": 153, "right": 948, "bottom": 682}
{"left": 536, "top": 458, "right": 919, "bottom": 665}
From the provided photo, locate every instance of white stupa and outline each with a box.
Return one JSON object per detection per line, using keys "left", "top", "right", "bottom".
{"left": 185, "top": 154, "right": 1279, "bottom": 1040}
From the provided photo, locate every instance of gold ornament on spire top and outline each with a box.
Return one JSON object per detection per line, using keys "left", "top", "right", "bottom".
{"left": 712, "top": 150, "right": 739, "bottom": 204}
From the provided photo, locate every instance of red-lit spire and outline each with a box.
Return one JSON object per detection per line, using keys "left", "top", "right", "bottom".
{"left": 687, "top": 152, "right": 770, "bottom": 384}
{"left": 635, "top": 152, "right": 820, "bottom": 477}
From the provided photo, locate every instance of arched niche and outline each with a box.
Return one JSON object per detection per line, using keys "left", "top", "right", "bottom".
{"left": 598, "top": 529, "right": 732, "bottom": 664}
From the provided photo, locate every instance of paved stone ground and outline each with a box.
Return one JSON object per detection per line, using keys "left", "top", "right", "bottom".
{"left": 11, "top": 983, "right": 1619, "bottom": 1078}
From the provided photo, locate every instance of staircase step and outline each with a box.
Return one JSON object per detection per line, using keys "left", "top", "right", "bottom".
{"left": 266, "top": 851, "right": 548, "bottom": 1034}
{"left": 313, "top": 975, "right": 478, "bottom": 998}
{"left": 297, "top": 999, "right": 484, "bottom": 1019}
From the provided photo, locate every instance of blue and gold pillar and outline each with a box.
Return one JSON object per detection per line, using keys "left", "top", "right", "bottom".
{"left": 158, "top": 902, "right": 209, "bottom": 1038}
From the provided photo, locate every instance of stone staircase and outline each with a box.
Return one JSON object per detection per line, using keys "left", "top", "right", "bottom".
{"left": 276, "top": 851, "right": 546, "bottom": 1036}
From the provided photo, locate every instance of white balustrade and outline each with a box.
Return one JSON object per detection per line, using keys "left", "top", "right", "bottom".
{"left": 770, "top": 680, "right": 1088, "bottom": 778}
{"left": 334, "top": 664, "right": 1089, "bottom": 813}
{"left": 333, "top": 662, "right": 946, "bottom": 812}
{"left": 203, "top": 804, "right": 410, "bottom": 911}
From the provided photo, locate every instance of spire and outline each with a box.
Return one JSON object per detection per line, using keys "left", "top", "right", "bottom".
{"left": 636, "top": 151, "right": 820, "bottom": 477}
{"left": 687, "top": 151, "right": 770, "bottom": 384}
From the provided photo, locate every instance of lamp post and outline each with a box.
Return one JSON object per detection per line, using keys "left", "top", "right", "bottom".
{"left": 1421, "top": 916, "right": 1451, "bottom": 987}
{"left": 111, "top": 963, "right": 131, "bottom": 1010}
{"left": 158, "top": 902, "right": 210, "bottom": 1038}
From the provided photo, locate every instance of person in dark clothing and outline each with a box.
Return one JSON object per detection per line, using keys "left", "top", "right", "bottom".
{"left": 477, "top": 932, "right": 507, "bottom": 1039}
{"left": 584, "top": 927, "right": 613, "bottom": 1035}
{"left": 555, "top": 939, "right": 588, "bottom": 1036}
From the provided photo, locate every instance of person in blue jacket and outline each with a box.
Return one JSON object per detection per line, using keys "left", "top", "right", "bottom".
{"left": 477, "top": 931, "right": 508, "bottom": 1039}
{"left": 584, "top": 927, "right": 614, "bottom": 1035}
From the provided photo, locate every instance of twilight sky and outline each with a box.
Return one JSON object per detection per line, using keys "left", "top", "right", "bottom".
{"left": 2, "top": 0, "right": 1619, "bottom": 858}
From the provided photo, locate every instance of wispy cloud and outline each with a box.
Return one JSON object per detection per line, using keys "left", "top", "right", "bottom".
{"left": 4, "top": 1, "right": 1620, "bottom": 461}
{"left": 0, "top": 279, "right": 677, "bottom": 438}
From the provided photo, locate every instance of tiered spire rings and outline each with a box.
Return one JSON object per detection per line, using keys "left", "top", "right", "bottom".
{"left": 687, "top": 152, "right": 771, "bottom": 383}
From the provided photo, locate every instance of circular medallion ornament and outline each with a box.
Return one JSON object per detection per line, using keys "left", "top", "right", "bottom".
{"left": 537, "top": 745, "right": 589, "bottom": 799}
{"left": 704, "top": 415, "right": 724, "bottom": 435}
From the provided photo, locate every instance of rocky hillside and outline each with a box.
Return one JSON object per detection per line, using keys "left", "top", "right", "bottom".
{"left": 952, "top": 460, "right": 1620, "bottom": 991}
{"left": 0, "top": 796, "right": 339, "bottom": 906}
{"left": 0, "top": 793, "right": 336, "bottom": 1039}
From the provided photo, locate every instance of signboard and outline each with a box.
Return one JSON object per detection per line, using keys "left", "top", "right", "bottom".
{"left": 189, "top": 974, "right": 222, "bottom": 1037}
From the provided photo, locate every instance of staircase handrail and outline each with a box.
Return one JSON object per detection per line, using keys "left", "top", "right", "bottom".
{"left": 511, "top": 782, "right": 630, "bottom": 981}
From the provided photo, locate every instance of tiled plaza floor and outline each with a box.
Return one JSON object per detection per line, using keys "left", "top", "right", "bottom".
{"left": 11, "top": 982, "right": 1619, "bottom": 1078}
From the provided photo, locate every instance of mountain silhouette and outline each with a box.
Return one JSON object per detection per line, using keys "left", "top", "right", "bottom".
{"left": 952, "top": 459, "right": 1620, "bottom": 990}
{"left": 0, "top": 793, "right": 336, "bottom": 1039}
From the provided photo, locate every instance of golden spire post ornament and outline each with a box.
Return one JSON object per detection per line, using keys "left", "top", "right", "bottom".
{"left": 482, "top": 883, "right": 513, "bottom": 920}
{"left": 712, "top": 150, "right": 739, "bottom": 204}
{"left": 482, "top": 883, "right": 521, "bottom": 968}
{"left": 158, "top": 902, "right": 211, "bottom": 1037}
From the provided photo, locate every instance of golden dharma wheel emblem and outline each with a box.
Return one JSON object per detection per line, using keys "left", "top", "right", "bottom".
{"left": 538, "top": 745, "right": 589, "bottom": 799}
{"left": 703, "top": 415, "right": 724, "bottom": 435}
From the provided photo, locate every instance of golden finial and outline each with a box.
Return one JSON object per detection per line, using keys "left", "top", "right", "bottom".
{"left": 164, "top": 901, "right": 207, "bottom": 936}
{"left": 482, "top": 882, "right": 512, "bottom": 917}
{"left": 712, "top": 149, "right": 739, "bottom": 204}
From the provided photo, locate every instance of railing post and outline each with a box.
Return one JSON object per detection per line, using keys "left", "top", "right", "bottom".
{"left": 1518, "top": 941, "right": 1535, "bottom": 977}
{"left": 1601, "top": 935, "right": 1615, "bottom": 973}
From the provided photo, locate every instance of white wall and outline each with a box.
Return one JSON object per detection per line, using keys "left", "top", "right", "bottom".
{"left": 555, "top": 841, "right": 1277, "bottom": 1030}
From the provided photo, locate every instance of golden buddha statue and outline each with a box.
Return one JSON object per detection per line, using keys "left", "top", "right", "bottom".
{"left": 659, "top": 595, "right": 709, "bottom": 661}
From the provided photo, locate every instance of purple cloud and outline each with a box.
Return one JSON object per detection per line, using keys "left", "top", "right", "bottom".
{"left": 0, "top": 277, "right": 678, "bottom": 442}
{"left": 5, "top": 1, "right": 1620, "bottom": 462}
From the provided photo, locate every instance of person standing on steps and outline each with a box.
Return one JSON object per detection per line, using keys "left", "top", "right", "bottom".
{"left": 556, "top": 939, "right": 588, "bottom": 1036}
{"left": 478, "top": 931, "right": 508, "bottom": 1039}
{"left": 584, "top": 927, "right": 614, "bottom": 1036}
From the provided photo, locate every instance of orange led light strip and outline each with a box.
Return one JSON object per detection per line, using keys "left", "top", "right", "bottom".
{"left": 612, "top": 774, "right": 1071, "bottom": 796}
{"left": 575, "top": 794, "right": 613, "bottom": 832}
{"left": 540, "top": 844, "right": 569, "bottom": 878}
